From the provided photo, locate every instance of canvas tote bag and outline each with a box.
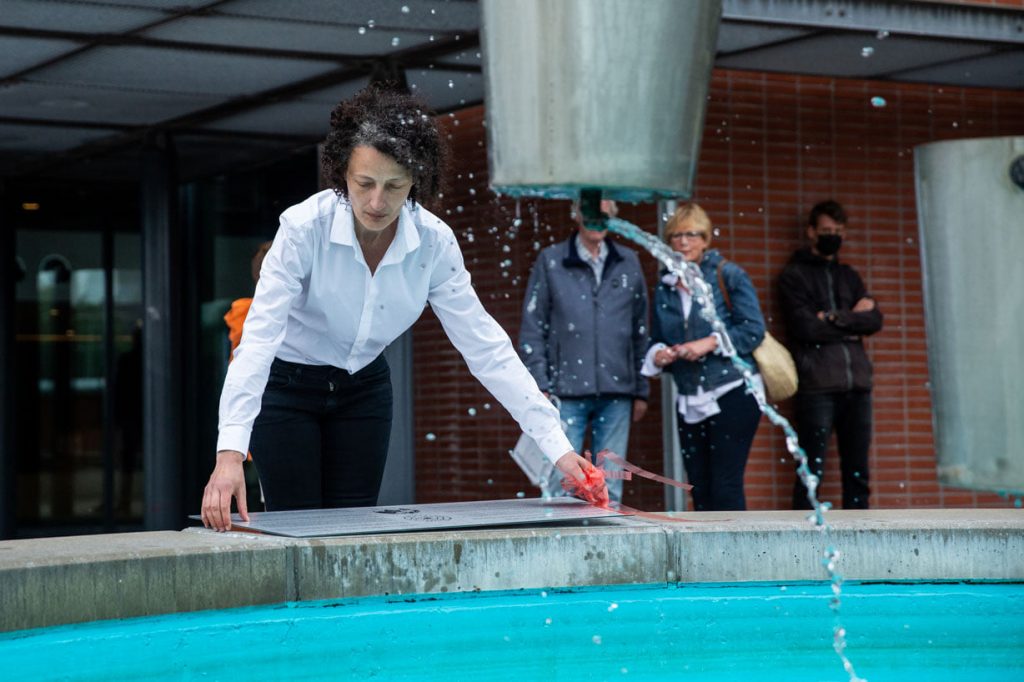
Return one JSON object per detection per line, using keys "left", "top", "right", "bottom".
{"left": 716, "top": 261, "right": 798, "bottom": 402}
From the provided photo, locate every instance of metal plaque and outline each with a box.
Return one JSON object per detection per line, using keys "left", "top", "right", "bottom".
{"left": 190, "top": 498, "right": 622, "bottom": 538}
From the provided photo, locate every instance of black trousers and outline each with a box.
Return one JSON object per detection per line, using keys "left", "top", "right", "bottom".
{"left": 792, "top": 390, "right": 872, "bottom": 510}
{"left": 250, "top": 355, "right": 393, "bottom": 511}
{"left": 678, "top": 385, "right": 762, "bottom": 511}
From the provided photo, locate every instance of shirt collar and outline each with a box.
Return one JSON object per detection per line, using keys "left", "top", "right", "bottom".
{"left": 575, "top": 237, "right": 608, "bottom": 265}
{"left": 330, "top": 198, "right": 421, "bottom": 264}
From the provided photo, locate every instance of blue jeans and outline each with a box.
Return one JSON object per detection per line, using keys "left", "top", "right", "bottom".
{"left": 544, "top": 396, "right": 632, "bottom": 503}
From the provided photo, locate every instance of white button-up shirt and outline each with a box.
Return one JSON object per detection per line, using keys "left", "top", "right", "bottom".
{"left": 575, "top": 237, "right": 608, "bottom": 285}
{"left": 218, "top": 189, "right": 572, "bottom": 463}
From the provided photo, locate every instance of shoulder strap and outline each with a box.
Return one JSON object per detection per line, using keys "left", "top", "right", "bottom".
{"left": 716, "top": 260, "right": 733, "bottom": 311}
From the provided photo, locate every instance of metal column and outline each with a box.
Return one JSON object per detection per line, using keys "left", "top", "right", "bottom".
{"left": 0, "top": 182, "right": 16, "bottom": 538}
{"left": 141, "top": 134, "right": 184, "bottom": 530}
{"left": 377, "top": 331, "right": 415, "bottom": 505}
{"left": 657, "top": 200, "right": 685, "bottom": 512}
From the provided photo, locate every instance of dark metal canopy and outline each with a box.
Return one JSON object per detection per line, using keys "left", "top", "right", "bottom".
{"left": 1, "top": 0, "right": 1021, "bottom": 180}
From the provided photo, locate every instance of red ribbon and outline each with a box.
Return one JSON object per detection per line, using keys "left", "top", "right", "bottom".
{"left": 562, "top": 449, "right": 716, "bottom": 523}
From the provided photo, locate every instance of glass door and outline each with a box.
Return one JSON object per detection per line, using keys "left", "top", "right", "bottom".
{"left": 13, "top": 197, "right": 142, "bottom": 535}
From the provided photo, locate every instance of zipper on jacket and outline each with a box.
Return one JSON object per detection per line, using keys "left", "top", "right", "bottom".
{"left": 826, "top": 267, "right": 854, "bottom": 390}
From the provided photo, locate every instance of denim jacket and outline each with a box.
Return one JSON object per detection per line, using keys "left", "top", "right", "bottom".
{"left": 650, "top": 249, "right": 765, "bottom": 395}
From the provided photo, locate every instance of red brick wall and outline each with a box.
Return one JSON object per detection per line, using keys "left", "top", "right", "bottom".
{"left": 412, "top": 69, "right": 1024, "bottom": 511}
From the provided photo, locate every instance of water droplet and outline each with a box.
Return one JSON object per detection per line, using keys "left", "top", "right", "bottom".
{"left": 447, "top": 79, "right": 454, "bottom": 88}
{"left": 425, "top": 432, "right": 437, "bottom": 441}
{"left": 367, "top": 19, "right": 375, "bottom": 28}
{"left": 391, "top": 36, "right": 401, "bottom": 47}
{"left": 871, "top": 96, "right": 887, "bottom": 108}
{"left": 467, "top": 407, "right": 477, "bottom": 416}
{"left": 877, "top": 29, "right": 890, "bottom": 39}
{"left": 516, "top": 491, "right": 525, "bottom": 498}
{"left": 401, "top": 4, "right": 410, "bottom": 12}
{"left": 592, "top": 635, "right": 602, "bottom": 645}
{"left": 861, "top": 46, "right": 874, "bottom": 58}
{"left": 358, "top": 26, "right": 367, "bottom": 35}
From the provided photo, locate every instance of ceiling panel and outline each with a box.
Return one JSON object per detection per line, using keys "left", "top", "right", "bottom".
{"left": 0, "top": 80, "right": 225, "bottom": 125}
{"left": 897, "top": 50, "right": 1024, "bottom": 90}
{"left": 0, "top": 0, "right": 165, "bottom": 33}
{"left": 31, "top": 46, "right": 339, "bottom": 97}
{"left": 406, "top": 68, "right": 483, "bottom": 111}
{"left": 0, "top": 121, "right": 111, "bottom": 153}
{"left": 716, "top": 23, "right": 814, "bottom": 54}
{"left": 200, "top": 99, "right": 335, "bottom": 136}
{"left": 716, "top": 33, "right": 995, "bottom": 79}
{"left": 0, "top": 36, "right": 79, "bottom": 75}
{"left": 174, "top": 133, "right": 309, "bottom": 180}
{"left": 143, "top": 15, "right": 435, "bottom": 56}
{"left": 222, "top": 0, "right": 479, "bottom": 33}
{"left": 433, "top": 47, "right": 482, "bottom": 68}
{"left": 96, "top": 0, "right": 218, "bottom": 8}
{"left": 293, "top": 77, "right": 373, "bottom": 105}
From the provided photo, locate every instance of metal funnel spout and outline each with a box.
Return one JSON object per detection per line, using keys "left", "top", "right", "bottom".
{"left": 481, "top": 0, "right": 722, "bottom": 202}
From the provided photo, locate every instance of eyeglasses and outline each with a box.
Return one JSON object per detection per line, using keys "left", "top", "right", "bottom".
{"left": 669, "top": 231, "right": 707, "bottom": 241}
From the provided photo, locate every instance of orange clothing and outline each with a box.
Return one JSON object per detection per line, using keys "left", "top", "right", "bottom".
{"left": 224, "top": 297, "right": 253, "bottom": 360}
{"left": 224, "top": 298, "right": 254, "bottom": 462}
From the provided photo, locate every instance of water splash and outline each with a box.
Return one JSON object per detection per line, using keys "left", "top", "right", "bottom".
{"left": 604, "top": 215, "right": 866, "bottom": 682}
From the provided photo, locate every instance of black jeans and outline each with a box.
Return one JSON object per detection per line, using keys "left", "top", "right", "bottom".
{"left": 792, "top": 390, "right": 872, "bottom": 510}
{"left": 678, "top": 385, "right": 762, "bottom": 511}
{"left": 250, "top": 355, "right": 393, "bottom": 511}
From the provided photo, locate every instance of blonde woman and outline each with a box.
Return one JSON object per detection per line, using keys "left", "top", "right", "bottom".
{"left": 642, "top": 204, "right": 765, "bottom": 511}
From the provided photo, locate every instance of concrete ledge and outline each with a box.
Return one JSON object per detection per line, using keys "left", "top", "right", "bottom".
{"left": 293, "top": 518, "right": 668, "bottom": 600}
{"left": 658, "top": 509, "right": 1024, "bottom": 582}
{"left": 1, "top": 509, "right": 1021, "bottom": 633}
{"left": 0, "top": 531, "right": 296, "bottom": 632}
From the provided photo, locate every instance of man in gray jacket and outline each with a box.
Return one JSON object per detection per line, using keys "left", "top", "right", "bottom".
{"left": 519, "top": 201, "right": 650, "bottom": 503}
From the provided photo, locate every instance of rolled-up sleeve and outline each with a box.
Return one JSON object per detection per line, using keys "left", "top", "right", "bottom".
{"left": 428, "top": 233, "right": 572, "bottom": 464}
{"left": 216, "top": 216, "right": 313, "bottom": 454}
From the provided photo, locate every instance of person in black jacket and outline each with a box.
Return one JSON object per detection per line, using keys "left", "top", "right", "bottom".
{"left": 779, "top": 200, "right": 883, "bottom": 509}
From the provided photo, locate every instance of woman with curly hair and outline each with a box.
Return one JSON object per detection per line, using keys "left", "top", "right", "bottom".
{"left": 201, "top": 87, "right": 602, "bottom": 531}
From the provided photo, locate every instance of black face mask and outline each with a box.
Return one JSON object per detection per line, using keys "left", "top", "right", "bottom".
{"left": 816, "top": 233, "right": 842, "bottom": 256}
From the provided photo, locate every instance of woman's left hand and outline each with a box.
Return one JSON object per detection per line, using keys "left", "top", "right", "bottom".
{"left": 673, "top": 336, "right": 718, "bottom": 361}
{"left": 555, "top": 451, "right": 609, "bottom": 507}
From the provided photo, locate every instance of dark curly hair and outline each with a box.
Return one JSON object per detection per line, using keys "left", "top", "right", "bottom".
{"left": 321, "top": 86, "right": 448, "bottom": 207}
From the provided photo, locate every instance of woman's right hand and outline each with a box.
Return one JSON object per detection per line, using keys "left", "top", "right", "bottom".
{"left": 554, "top": 451, "right": 609, "bottom": 507}
{"left": 654, "top": 347, "right": 677, "bottom": 368}
{"left": 201, "top": 450, "right": 249, "bottom": 532}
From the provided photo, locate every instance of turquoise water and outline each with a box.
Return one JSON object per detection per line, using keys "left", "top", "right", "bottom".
{"left": 2, "top": 581, "right": 1021, "bottom": 681}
